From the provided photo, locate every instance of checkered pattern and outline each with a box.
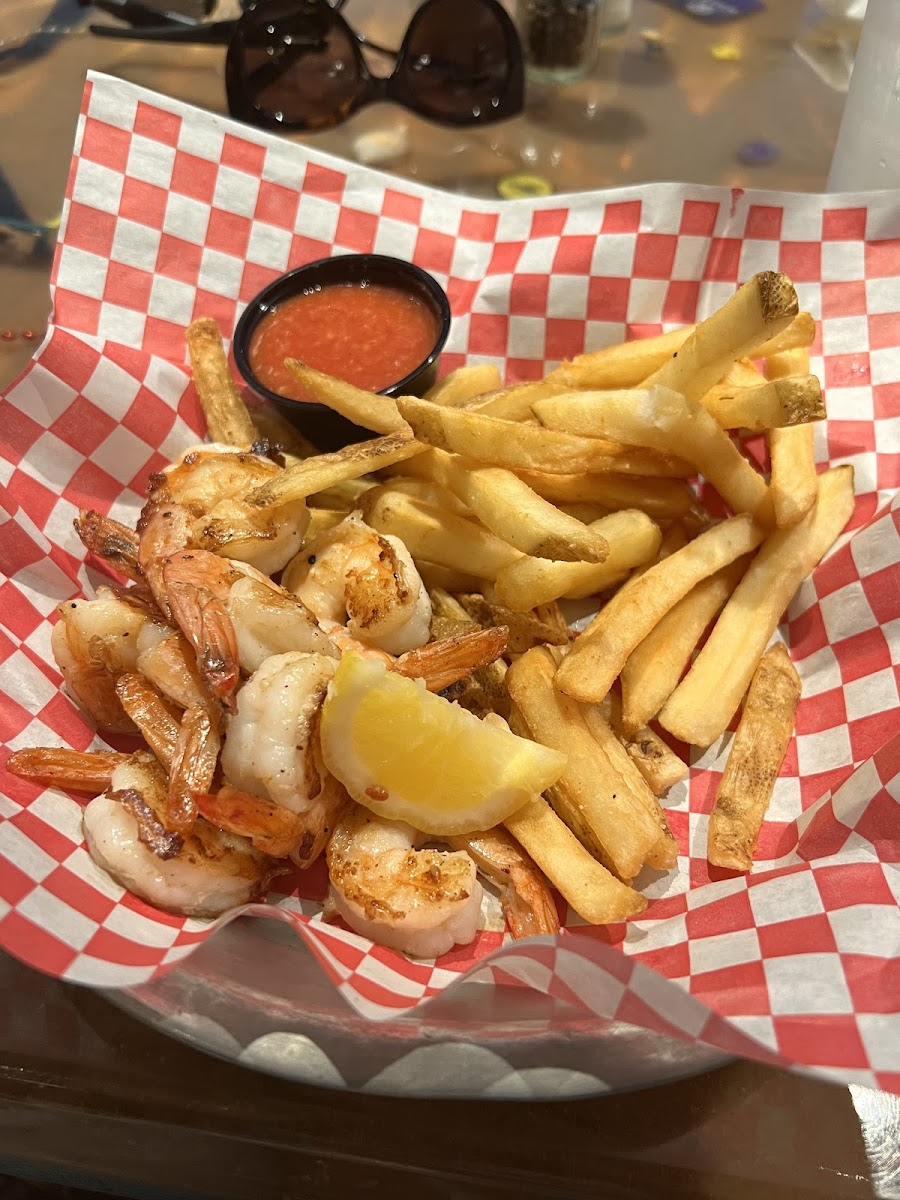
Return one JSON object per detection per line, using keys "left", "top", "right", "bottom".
{"left": 0, "top": 73, "right": 898, "bottom": 1092}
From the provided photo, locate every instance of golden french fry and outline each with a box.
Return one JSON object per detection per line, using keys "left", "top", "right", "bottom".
{"left": 417, "top": 561, "right": 491, "bottom": 594}
{"left": 246, "top": 431, "right": 423, "bottom": 509}
{"left": 361, "top": 489, "right": 521, "bottom": 580}
{"left": 307, "top": 476, "right": 376, "bottom": 510}
{"left": 305, "top": 507, "right": 347, "bottom": 538}
{"left": 455, "top": 593, "right": 569, "bottom": 654}
{"left": 517, "top": 469, "right": 697, "bottom": 520}
{"left": 555, "top": 310, "right": 814, "bottom": 391}
{"left": 556, "top": 514, "right": 767, "bottom": 704}
{"left": 708, "top": 643, "right": 801, "bottom": 871}
{"left": 507, "top": 648, "right": 663, "bottom": 881}
{"left": 579, "top": 702, "right": 678, "bottom": 871}
{"left": 368, "top": 475, "right": 475, "bottom": 518}
{"left": 465, "top": 377, "right": 570, "bottom": 421}
{"left": 645, "top": 272, "right": 799, "bottom": 403}
{"left": 603, "top": 693, "right": 688, "bottom": 796}
{"left": 702, "top": 375, "right": 825, "bottom": 432}
{"left": 494, "top": 509, "right": 661, "bottom": 612}
{"left": 534, "top": 386, "right": 772, "bottom": 524}
{"left": 426, "top": 364, "right": 502, "bottom": 406}
{"left": 186, "top": 318, "right": 258, "bottom": 449}
{"left": 246, "top": 402, "right": 318, "bottom": 459}
{"left": 392, "top": 447, "right": 610, "bottom": 563}
{"left": 397, "top": 394, "right": 639, "bottom": 475}
{"left": 766, "top": 348, "right": 819, "bottom": 528}
{"left": 504, "top": 796, "right": 646, "bottom": 923}
{"left": 659, "top": 465, "right": 853, "bottom": 747}
{"left": 285, "top": 360, "right": 407, "bottom": 434}
{"left": 620, "top": 556, "right": 751, "bottom": 735}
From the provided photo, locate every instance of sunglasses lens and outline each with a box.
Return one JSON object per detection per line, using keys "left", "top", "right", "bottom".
{"left": 401, "top": 0, "right": 520, "bottom": 123}
{"left": 227, "top": 0, "right": 361, "bottom": 129}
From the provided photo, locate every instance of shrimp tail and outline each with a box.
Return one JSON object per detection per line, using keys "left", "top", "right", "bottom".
{"left": 5, "top": 747, "right": 131, "bottom": 793}
{"left": 447, "top": 827, "right": 559, "bottom": 940}
{"left": 167, "top": 703, "right": 221, "bottom": 832}
{"left": 115, "top": 673, "right": 181, "bottom": 770}
{"left": 195, "top": 785, "right": 306, "bottom": 858}
{"left": 163, "top": 551, "right": 241, "bottom": 715}
{"left": 395, "top": 626, "right": 509, "bottom": 693}
{"left": 75, "top": 510, "right": 143, "bottom": 584}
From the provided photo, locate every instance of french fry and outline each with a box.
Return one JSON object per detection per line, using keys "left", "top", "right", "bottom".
{"left": 603, "top": 693, "right": 688, "bottom": 796}
{"left": 417, "top": 561, "right": 490, "bottom": 594}
{"left": 555, "top": 310, "right": 814, "bottom": 391}
{"left": 556, "top": 514, "right": 767, "bottom": 704}
{"left": 397, "top": 394, "right": 636, "bottom": 475}
{"left": 285, "top": 360, "right": 408, "bottom": 434}
{"left": 186, "top": 318, "right": 258, "bottom": 449}
{"left": 362, "top": 489, "right": 521, "bottom": 580}
{"left": 305, "top": 507, "right": 347, "bottom": 538}
{"left": 579, "top": 702, "right": 678, "bottom": 870}
{"left": 645, "top": 271, "right": 799, "bottom": 403}
{"left": 504, "top": 796, "right": 646, "bottom": 923}
{"left": 307, "top": 476, "right": 376, "bottom": 510}
{"left": 620, "top": 556, "right": 751, "bottom": 735}
{"left": 507, "top": 649, "right": 663, "bottom": 881}
{"left": 701, "top": 375, "right": 825, "bottom": 432}
{"left": 708, "top": 643, "right": 801, "bottom": 871}
{"left": 368, "top": 475, "right": 475, "bottom": 518}
{"left": 517, "top": 469, "right": 697, "bottom": 520}
{"left": 534, "top": 386, "right": 773, "bottom": 523}
{"left": 659, "top": 465, "right": 854, "bottom": 747}
{"left": 766, "top": 348, "right": 819, "bottom": 528}
{"left": 246, "top": 431, "right": 424, "bottom": 509}
{"left": 426, "top": 364, "right": 502, "bottom": 406}
{"left": 494, "top": 509, "right": 661, "bottom": 611}
{"left": 455, "top": 593, "right": 569, "bottom": 654}
{"left": 465, "top": 377, "right": 570, "bottom": 421}
{"left": 389, "top": 447, "right": 610, "bottom": 562}
{"left": 246, "top": 403, "right": 318, "bottom": 459}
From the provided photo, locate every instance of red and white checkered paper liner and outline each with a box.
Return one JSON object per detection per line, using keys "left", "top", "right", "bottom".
{"left": 0, "top": 73, "right": 898, "bottom": 1091}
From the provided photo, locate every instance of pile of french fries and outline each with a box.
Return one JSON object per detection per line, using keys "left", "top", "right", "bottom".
{"left": 188, "top": 269, "right": 853, "bottom": 924}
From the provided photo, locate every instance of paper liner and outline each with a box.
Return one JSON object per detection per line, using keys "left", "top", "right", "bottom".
{"left": 0, "top": 74, "right": 898, "bottom": 1091}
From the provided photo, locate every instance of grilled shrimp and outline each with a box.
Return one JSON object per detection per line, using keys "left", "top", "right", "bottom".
{"left": 138, "top": 445, "right": 309, "bottom": 609}
{"left": 135, "top": 621, "right": 207, "bottom": 710}
{"left": 283, "top": 511, "right": 432, "bottom": 655}
{"left": 81, "top": 752, "right": 274, "bottom": 918}
{"left": 161, "top": 549, "right": 336, "bottom": 712}
{"left": 326, "top": 805, "right": 483, "bottom": 959}
{"left": 51, "top": 587, "right": 151, "bottom": 732}
{"left": 446, "top": 828, "right": 559, "bottom": 940}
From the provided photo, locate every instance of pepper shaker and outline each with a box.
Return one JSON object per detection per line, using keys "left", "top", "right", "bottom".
{"left": 516, "top": 0, "right": 604, "bottom": 85}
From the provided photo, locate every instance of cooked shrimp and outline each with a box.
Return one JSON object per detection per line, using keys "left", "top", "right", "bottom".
{"left": 162, "top": 549, "right": 336, "bottom": 711}
{"left": 283, "top": 511, "right": 432, "bottom": 655}
{"left": 195, "top": 781, "right": 348, "bottom": 863}
{"left": 82, "top": 752, "right": 274, "bottom": 919}
{"left": 141, "top": 444, "right": 309, "bottom": 579}
{"left": 6, "top": 747, "right": 130, "bottom": 792}
{"left": 326, "top": 805, "right": 483, "bottom": 958}
{"left": 75, "top": 510, "right": 143, "bottom": 584}
{"left": 220, "top": 651, "right": 336, "bottom": 813}
{"left": 51, "top": 587, "right": 150, "bottom": 732}
{"left": 135, "top": 621, "right": 207, "bottom": 710}
{"left": 115, "top": 673, "right": 181, "bottom": 768}
{"left": 446, "top": 828, "right": 559, "bottom": 940}
{"left": 167, "top": 702, "right": 221, "bottom": 832}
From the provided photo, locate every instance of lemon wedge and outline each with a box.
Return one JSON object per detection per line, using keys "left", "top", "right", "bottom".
{"left": 320, "top": 653, "right": 566, "bottom": 836}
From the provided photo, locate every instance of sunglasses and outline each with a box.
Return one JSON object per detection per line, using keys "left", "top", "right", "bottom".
{"left": 87, "top": 0, "right": 524, "bottom": 132}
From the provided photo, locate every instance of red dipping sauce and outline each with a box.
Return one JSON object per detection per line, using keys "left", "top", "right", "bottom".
{"left": 248, "top": 282, "right": 439, "bottom": 403}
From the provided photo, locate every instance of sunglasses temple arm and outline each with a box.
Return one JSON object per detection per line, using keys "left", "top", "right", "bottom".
{"left": 84, "top": 0, "right": 203, "bottom": 28}
{"left": 88, "top": 18, "right": 235, "bottom": 43}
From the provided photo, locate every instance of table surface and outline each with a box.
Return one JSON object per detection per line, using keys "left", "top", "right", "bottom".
{"left": 0, "top": 2, "right": 893, "bottom": 1196}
